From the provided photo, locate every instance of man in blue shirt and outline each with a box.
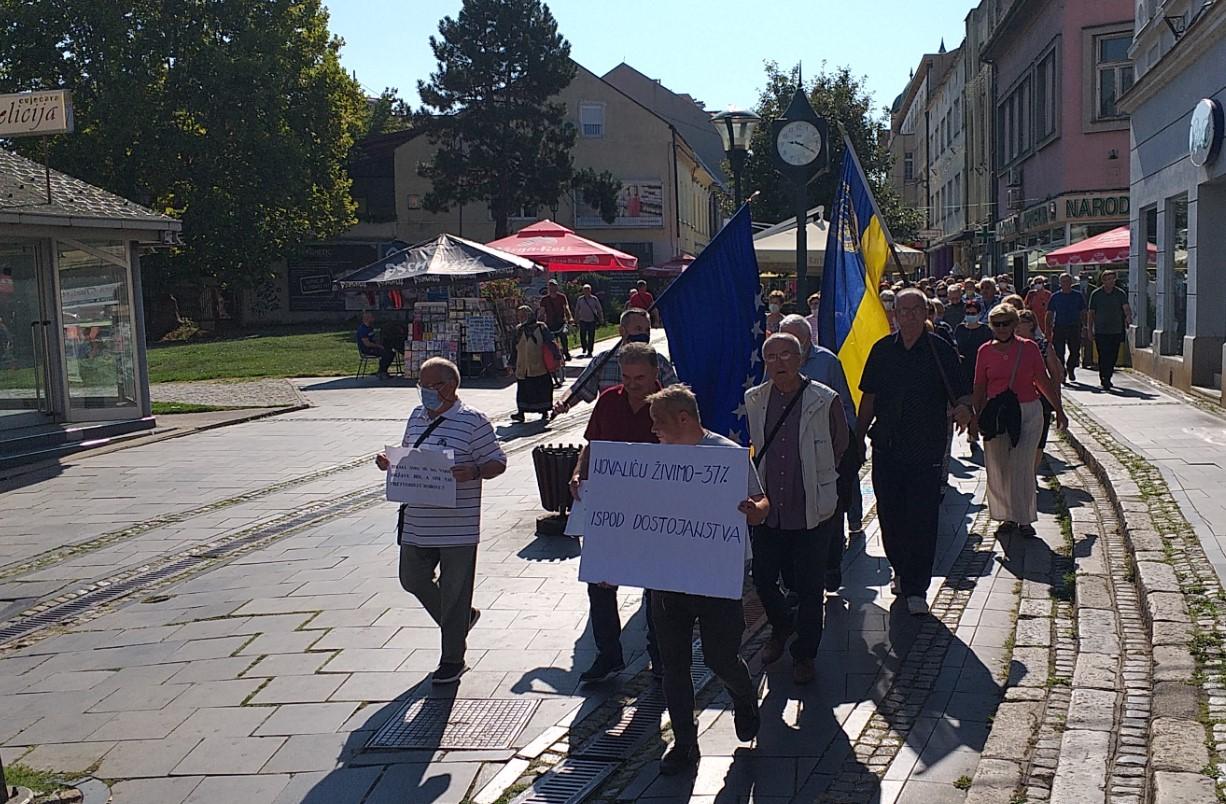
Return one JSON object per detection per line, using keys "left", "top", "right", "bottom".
{"left": 356, "top": 311, "right": 394, "bottom": 379}
{"left": 1045, "top": 273, "right": 1087, "bottom": 383}
{"left": 780, "top": 315, "right": 860, "bottom": 594}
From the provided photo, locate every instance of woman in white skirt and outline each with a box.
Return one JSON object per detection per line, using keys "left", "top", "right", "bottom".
{"left": 971, "top": 304, "right": 1068, "bottom": 537}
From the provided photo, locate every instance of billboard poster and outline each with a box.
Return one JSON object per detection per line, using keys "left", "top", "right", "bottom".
{"left": 287, "top": 244, "right": 378, "bottom": 312}
{"left": 577, "top": 179, "right": 664, "bottom": 228}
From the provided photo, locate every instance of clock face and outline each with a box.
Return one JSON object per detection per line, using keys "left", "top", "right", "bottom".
{"left": 1189, "top": 98, "right": 1223, "bottom": 167}
{"left": 777, "top": 121, "right": 822, "bottom": 166}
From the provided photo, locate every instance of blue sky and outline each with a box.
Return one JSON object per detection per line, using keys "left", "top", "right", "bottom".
{"left": 325, "top": 0, "right": 973, "bottom": 119}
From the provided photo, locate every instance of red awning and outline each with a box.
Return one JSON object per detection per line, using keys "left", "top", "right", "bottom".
{"left": 1045, "top": 226, "right": 1157, "bottom": 267}
{"left": 642, "top": 253, "right": 695, "bottom": 278}
{"left": 486, "top": 220, "right": 638, "bottom": 272}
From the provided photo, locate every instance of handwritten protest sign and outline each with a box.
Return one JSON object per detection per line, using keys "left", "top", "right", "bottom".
{"left": 385, "top": 445, "right": 456, "bottom": 507}
{"left": 578, "top": 440, "right": 749, "bottom": 599}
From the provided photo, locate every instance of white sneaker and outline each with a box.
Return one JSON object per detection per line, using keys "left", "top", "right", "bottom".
{"left": 907, "top": 596, "right": 929, "bottom": 616}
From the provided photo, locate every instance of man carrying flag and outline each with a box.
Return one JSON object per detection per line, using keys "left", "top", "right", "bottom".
{"left": 820, "top": 140, "right": 973, "bottom": 614}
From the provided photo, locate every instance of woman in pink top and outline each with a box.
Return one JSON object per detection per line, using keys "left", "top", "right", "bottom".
{"left": 971, "top": 304, "right": 1067, "bottom": 537}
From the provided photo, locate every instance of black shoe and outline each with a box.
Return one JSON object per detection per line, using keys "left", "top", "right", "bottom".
{"left": 469, "top": 608, "right": 481, "bottom": 630}
{"left": 659, "top": 743, "right": 700, "bottom": 776}
{"left": 1102, "top": 378, "right": 1113, "bottom": 390}
{"left": 733, "top": 698, "right": 760, "bottom": 741}
{"left": 579, "top": 655, "right": 625, "bottom": 685}
{"left": 762, "top": 631, "right": 788, "bottom": 664}
{"left": 511, "top": 412, "right": 525, "bottom": 422}
{"left": 432, "top": 662, "right": 467, "bottom": 685}
{"left": 1068, "top": 367, "right": 1077, "bottom": 382}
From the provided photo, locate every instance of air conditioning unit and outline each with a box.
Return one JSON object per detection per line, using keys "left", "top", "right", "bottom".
{"left": 1007, "top": 187, "right": 1026, "bottom": 210}
{"left": 1006, "top": 166, "right": 1024, "bottom": 187}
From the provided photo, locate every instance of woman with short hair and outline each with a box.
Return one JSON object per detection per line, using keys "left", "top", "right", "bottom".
{"left": 972, "top": 304, "right": 1067, "bottom": 537}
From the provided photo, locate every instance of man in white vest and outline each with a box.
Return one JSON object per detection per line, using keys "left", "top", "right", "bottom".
{"left": 744, "top": 333, "right": 849, "bottom": 685}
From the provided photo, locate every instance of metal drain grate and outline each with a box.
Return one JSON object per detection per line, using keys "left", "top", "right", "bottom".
{"left": 366, "top": 698, "right": 539, "bottom": 750}
{"left": 511, "top": 759, "right": 616, "bottom": 804}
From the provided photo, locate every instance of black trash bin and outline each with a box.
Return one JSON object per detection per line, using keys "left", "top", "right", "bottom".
{"left": 532, "top": 444, "right": 580, "bottom": 537}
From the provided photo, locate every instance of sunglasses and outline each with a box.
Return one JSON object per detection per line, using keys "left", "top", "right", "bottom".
{"left": 989, "top": 320, "right": 1014, "bottom": 328}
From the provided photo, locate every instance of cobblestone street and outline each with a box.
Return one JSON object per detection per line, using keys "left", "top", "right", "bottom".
{"left": 2, "top": 359, "right": 1225, "bottom": 803}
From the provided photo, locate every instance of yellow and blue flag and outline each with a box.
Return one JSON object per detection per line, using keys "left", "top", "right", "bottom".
{"left": 817, "top": 140, "right": 894, "bottom": 408}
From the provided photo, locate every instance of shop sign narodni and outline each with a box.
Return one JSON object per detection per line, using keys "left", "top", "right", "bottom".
{"left": 1065, "top": 195, "right": 1129, "bottom": 219}
{"left": 0, "top": 90, "right": 73, "bottom": 137}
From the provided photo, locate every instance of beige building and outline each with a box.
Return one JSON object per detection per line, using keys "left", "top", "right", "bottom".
{"left": 349, "top": 63, "right": 720, "bottom": 269}
{"left": 926, "top": 44, "right": 969, "bottom": 276}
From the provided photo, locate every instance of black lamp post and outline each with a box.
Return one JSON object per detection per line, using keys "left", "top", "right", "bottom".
{"left": 712, "top": 109, "right": 761, "bottom": 209}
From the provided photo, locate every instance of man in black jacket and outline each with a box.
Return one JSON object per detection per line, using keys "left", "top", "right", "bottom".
{"left": 857, "top": 289, "right": 973, "bottom": 616}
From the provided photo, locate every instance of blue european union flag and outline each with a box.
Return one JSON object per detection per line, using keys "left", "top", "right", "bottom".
{"left": 654, "top": 206, "right": 765, "bottom": 444}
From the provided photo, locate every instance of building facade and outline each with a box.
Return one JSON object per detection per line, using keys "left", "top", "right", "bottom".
{"left": 381, "top": 64, "right": 720, "bottom": 268}
{"left": 1122, "top": 0, "right": 1226, "bottom": 398}
{"left": 926, "top": 45, "right": 969, "bottom": 277}
{"left": 983, "top": 0, "right": 1135, "bottom": 280}
{"left": 962, "top": 0, "right": 1015, "bottom": 276}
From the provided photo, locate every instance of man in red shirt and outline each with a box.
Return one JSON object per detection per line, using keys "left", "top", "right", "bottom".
{"left": 1024, "top": 275, "right": 1053, "bottom": 340}
{"left": 628, "top": 279, "right": 654, "bottom": 312}
{"left": 570, "top": 342, "right": 662, "bottom": 683}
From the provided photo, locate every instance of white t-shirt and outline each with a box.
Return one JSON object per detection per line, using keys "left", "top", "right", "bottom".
{"left": 398, "top": 402, "right": 507, "bottom": 548}
{"left": 699, "top": 430, "right": 764, "bottom": 497}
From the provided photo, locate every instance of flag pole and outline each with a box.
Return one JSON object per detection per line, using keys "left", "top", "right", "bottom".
{"left": 840, "top": 130, "right": 913, "bottom": 283}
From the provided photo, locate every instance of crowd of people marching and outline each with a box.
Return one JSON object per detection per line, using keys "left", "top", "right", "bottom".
{"left": 375, "top": 266, "right": 1132, "bottom": 777}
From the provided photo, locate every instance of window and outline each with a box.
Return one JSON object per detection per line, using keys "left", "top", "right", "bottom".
{"left": 1168, "top": 194, "right": 1188, "bottom": 354}
{"left": 1095, "top": 34, "right": 1134, "bottom": 119}
{"left": 953, "top": 99, "right": 961, "bottom": 133}
{"left": 1034, "top": 50, "right": 1058, "bottom": 140}
{"left": 904, "top": 152, "right": 915, "bottom": 181}
{"left": 579, "top": 102, "right": 604, "bottom": 137}
{"left": 997, "top": 78, "right": 1031, "bottom": 164}
{"left": 1140, "top": 206, "right": 1157, "bottom": 347}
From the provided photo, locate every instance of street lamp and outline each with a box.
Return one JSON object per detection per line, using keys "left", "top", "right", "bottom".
{"left": 712, "top": 109, "right": 761, "bottom": 208}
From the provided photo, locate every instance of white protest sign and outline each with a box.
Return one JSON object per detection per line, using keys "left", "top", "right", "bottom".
{"left": 385, "top": 445, "right": 456, "bottom": 507}
{"left": 564, "top": 482, "right": 587, "bottom": 537}
{"left": 578, "top": 441, "right": 750, "bottom": 599}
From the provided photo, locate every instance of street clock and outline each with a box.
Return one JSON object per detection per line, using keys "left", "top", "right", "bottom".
{"left": 770, "top": 89, "right": 829, "bottom": 179}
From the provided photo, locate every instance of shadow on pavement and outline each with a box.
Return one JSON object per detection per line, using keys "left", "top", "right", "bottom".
{"left": 297, "top": 686, "right": 460, "bottom": 803}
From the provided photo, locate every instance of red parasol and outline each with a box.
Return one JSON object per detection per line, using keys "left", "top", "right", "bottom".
{"left": 487, "top": 220, "right": 638, "bottom": 272}
{"left": 1045, "top": 225, "right": 1157, "bottom": 267}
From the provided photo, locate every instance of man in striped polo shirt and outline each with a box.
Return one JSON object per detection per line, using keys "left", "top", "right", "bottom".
{"left": 376, "top": 357, "right": 507, "bottom": 685}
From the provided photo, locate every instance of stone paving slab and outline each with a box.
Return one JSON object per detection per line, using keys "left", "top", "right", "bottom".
{"left": 151, "top": 378, "right": 307, "bottom": 408}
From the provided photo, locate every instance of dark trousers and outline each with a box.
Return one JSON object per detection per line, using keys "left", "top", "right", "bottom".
{"left": 1051, "top": 324, "right": 1081, "bottom": 376}
{"left": 751, "top": 518, "right": 834, "bottom": 658}
{"left": 587, "top": 583, "right": 659, "bottom": 667}
{"left": 872, "top": 453, "right": 943, "bottom": 598}
{"left": 361, "top": 346, "right": 394, "bottom": 374}
{"left": 398, "top": 544, "right": 477, "bottom": 665}
{"left": 577, "top": 321, "right": 598, "bottom": 355}
{"left": 549, "top": 326, "right": 571, "bottom": 359}
{"left": 652, "top": 591, "right": 755, "bottom": 746}
{"left": 827, "top": 447, "right": 864, "bottom": 587}
{"left": 1095, "top": 333, "right": 1124, "bottom": 384}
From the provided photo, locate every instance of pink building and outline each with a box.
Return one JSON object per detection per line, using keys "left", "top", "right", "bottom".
{"left": 982, "top": 0, "right": 1135, "bottom": 278}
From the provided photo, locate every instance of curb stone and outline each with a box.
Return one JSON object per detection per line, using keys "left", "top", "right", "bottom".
{"left": 1060, "top": 406, "right": 1219, "bottom": 803}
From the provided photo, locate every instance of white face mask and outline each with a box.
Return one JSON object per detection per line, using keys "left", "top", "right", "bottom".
{"left": 768, "top": 303, "right": 782, "bottom": 314}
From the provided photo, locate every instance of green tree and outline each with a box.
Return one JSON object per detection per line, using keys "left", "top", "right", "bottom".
{"left": 572, "top": 168, "right": 621, "bottom": 225}
{"left": 365, "top": 87, "right": 412, "bottom": 136}
{"left": 416, "top": 0, "right": 578, "bottom": 238}
{"left": 0, "top": 0, "right": 367, "bottom": 307}
{"left": 739, "top": 62, "right": 921, "bottom": 241}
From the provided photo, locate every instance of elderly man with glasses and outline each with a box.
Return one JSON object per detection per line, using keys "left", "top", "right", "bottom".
{"left": 857, "top": 289, "right": 973, "bottom": 616}
{"left": 744, "top": 332, "right": 849, "bottom": 684}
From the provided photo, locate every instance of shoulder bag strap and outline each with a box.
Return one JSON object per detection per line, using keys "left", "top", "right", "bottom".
{"left": 753, "top": 381, "right": 809, "bottom": 468}
{"left": 412, "top": 415, "right": 447, "bottom": 449}
{"left": 1007, "top": 340, "right": 1025, "bottom": 392}
{"left": 924, "top": 332, "right": 958, "bottom": 407}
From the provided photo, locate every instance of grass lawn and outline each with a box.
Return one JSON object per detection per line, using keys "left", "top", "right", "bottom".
{"left": 594, "top": 323, "right": 619, "bottom": 343}
{"left": 3, "top": 763, "right": 65, "bottom": 793}
{"left": 151, "top": 401, "right": 237, "bottom": 415}
{"left": 148, "top": 327, "right": 357, "bottom": 383}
